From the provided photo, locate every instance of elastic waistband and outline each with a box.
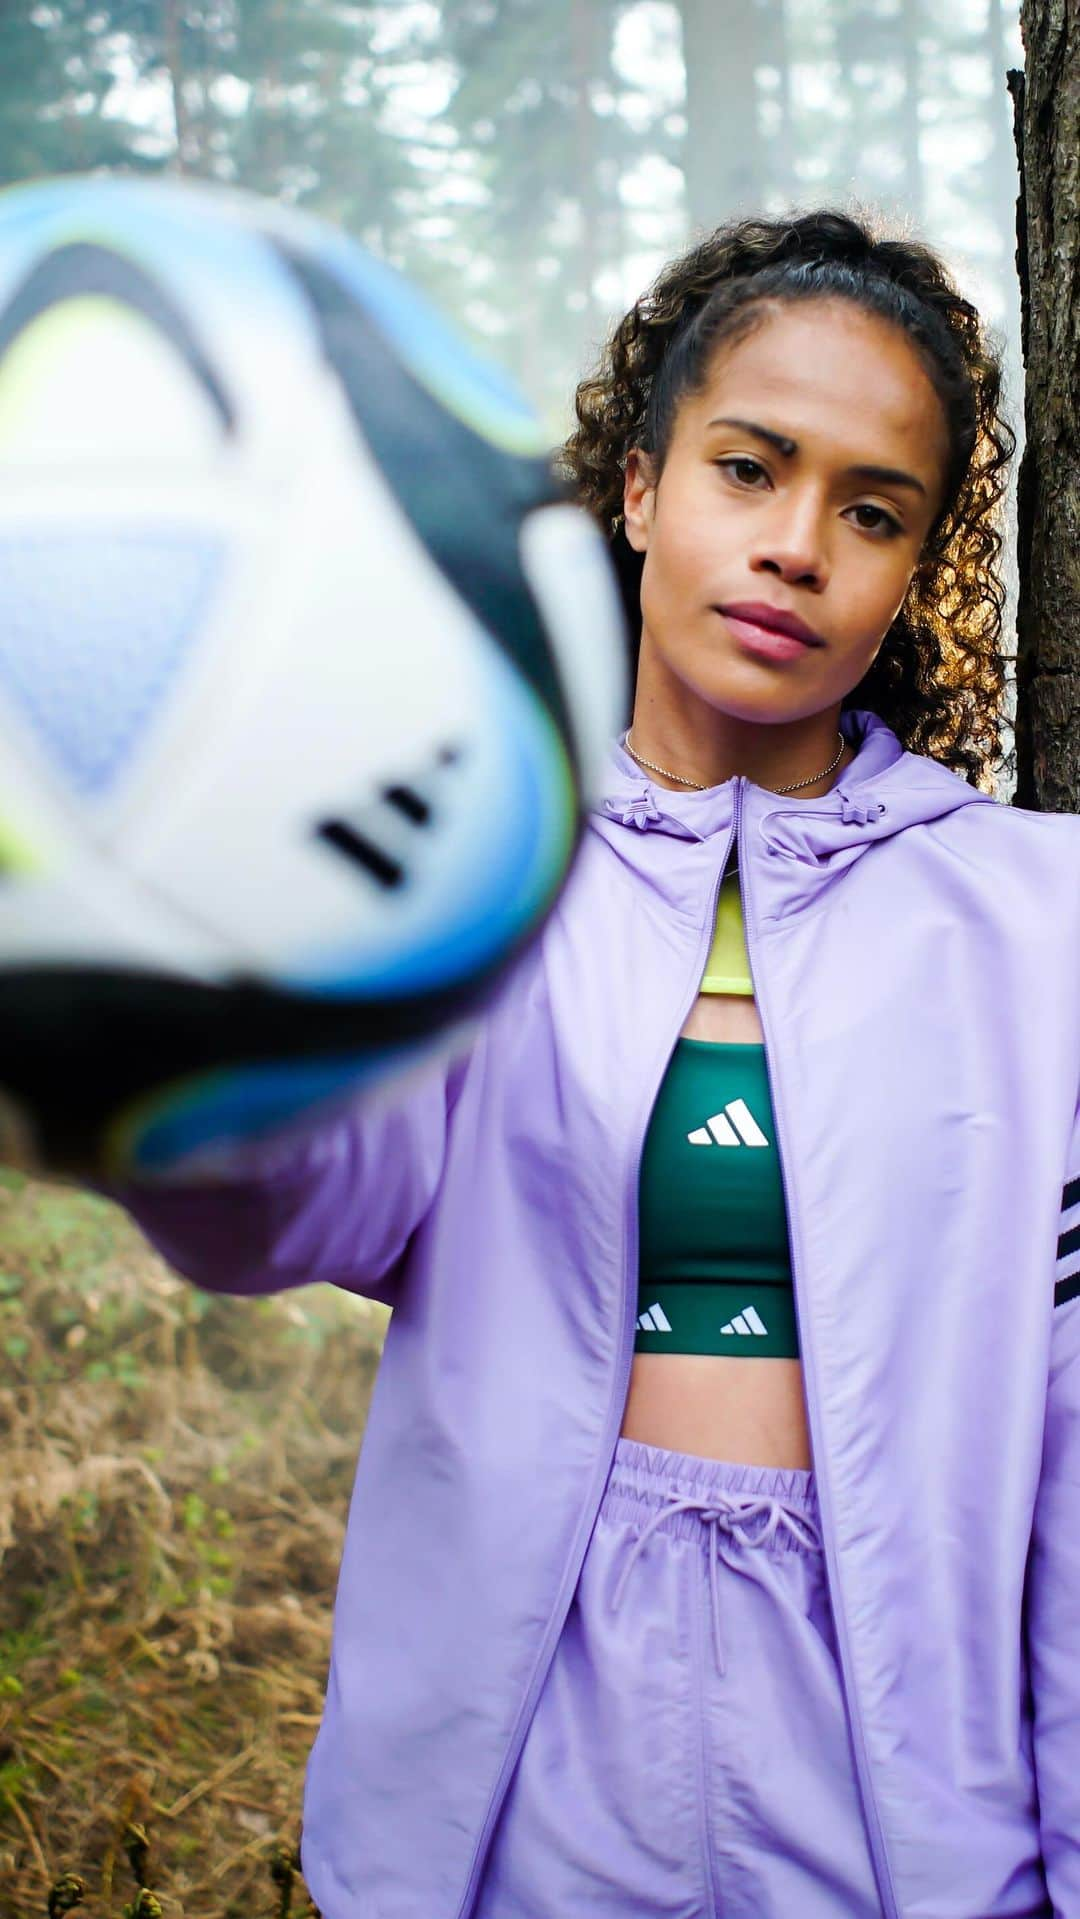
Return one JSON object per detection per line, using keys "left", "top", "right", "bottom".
{"left": 602, "top": 1434, "right": 820, "bottom": 1555}
{"left": 604, "top": 1438, "right": 824, "bottom": 1675}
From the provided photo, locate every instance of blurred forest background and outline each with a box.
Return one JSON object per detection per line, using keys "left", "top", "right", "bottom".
{"left": 1, "top": 0, "right": 1025, "bottom": 436}
{"left": 0, "top": 3, "right": 1029, "bottom": 1915}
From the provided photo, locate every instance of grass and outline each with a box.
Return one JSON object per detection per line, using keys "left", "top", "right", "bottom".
{"left": 0, "top": 1168, "right": 388, "bottom": 1917}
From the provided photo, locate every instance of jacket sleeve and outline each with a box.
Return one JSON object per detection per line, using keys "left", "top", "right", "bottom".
{"left": 1026, "top": 1084, "right": 1080, "bottom": 1910}
{"left": 89, "top": 1036, "right": 476, "bottom": 1307}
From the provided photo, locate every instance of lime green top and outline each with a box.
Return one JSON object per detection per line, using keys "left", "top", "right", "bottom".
{"left": 700, "top": 861, "right": 753, "bottom": 995}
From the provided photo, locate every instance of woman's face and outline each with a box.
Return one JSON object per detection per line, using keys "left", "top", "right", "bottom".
{"left": 622, "top": 299, "right": 951, "bottom": 729}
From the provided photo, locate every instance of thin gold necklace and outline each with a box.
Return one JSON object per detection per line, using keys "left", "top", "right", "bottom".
{"left": 624, "top": 727, "right": 846, "bottom": 794}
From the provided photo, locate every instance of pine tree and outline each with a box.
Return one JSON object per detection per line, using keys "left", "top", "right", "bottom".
{"left": 433, "top": 0, "right": 647, "bottom": 422}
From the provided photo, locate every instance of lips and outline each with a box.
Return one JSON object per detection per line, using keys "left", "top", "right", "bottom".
{"left": 717, "top": 602, "right": 824, "bottom": 647}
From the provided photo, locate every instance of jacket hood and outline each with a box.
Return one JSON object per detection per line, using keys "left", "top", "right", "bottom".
{"left": 587, "top": 706, "right": 998, "bottom": 918}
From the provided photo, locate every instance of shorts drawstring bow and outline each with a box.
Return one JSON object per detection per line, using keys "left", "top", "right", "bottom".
{"left": 609, "top": 1489, "right": 823, "bottom": 1675}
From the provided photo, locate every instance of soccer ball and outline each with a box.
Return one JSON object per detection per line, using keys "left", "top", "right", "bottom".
{"left": 0, "top": 175, "right": 629, "bottom": 1182}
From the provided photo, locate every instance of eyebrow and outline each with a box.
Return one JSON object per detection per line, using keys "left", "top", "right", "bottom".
{"left": 706, "top": 416, "right": 928, "bottom": 498}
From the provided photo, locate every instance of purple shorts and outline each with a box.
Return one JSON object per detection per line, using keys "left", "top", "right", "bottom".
{"left": 474, "top": 1435, "right": 882, "bottom": 1917}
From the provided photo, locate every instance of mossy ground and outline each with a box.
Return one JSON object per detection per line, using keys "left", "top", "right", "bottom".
{"left": 0, "top": 1169, "right": 387, "bottom": 1918}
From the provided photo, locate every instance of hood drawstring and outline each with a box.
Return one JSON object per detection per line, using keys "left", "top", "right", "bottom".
{"left": 601, "top": 783, "right": 887, "bottom": 837}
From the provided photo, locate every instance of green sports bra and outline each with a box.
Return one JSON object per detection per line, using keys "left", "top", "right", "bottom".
{"left": 634, "top": 860, "right": 798, "bottom": 1359}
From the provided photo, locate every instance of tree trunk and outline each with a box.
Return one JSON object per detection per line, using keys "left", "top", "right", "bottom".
{"left": 163, "top": 0, "right": 191, "bottom": 173}
{"left": 571, "top": 0, "right": 602, "bottom": 346}
{"left": 897, "top": 0, "right": 924, "bottom": 220}
{"left": 769, "top": 0, "right": 795, "bottom": 204}
{"left": 677, "top": 0, "right": 766, "bottom": 232}
{"left": 1011, "top": 2, "right": 1080, "bottom": 811}
{"left": 986, "top": 0, "right": 1017, "bottom": 223}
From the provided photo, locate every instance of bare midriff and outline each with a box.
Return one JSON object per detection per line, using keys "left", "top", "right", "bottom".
{"left": 619, "top": 988, "right": 813, "bottom": 1469}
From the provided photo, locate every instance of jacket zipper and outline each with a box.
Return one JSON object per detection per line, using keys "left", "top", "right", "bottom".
{"left": 737, "top": 780, "right": 899, "bottom": 1918}
{"left": 458, "top": 786, "right": 900, "bottom": 1918}
{"left": 455, "top": 804, "right": 739, "bottom": 1918}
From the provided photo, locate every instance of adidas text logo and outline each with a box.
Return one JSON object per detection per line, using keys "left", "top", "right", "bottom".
{"left": 688, "top": 1098, "right": 768, "bottom": 1148}
{"left": 720, "top": 1306, "right": 769, "bottom": 1337}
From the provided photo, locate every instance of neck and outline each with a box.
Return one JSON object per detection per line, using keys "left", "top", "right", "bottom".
{"left": 627, "top": 701, "right": 856, "bottom": 798}
{"left": 629, "top": 630, "right": 863, "bottom": 795}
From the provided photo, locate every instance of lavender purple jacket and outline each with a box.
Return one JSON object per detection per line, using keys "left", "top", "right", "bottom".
{"left": 102, "top": 706, "right": 1080, "bottom": 1918}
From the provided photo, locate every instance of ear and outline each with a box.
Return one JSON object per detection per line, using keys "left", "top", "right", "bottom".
{"left": 623, "top": 447, "right": 657, "bottom": 554}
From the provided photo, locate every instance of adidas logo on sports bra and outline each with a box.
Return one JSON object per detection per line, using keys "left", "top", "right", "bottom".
{"left": 636, "top": 1302, "right": 770, "bottom": 1337}
{"left": 687, "top": 1098, "right": 769, "bottom": 1148}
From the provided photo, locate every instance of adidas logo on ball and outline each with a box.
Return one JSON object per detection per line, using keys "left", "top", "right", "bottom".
{"left": 317, "top": 744, "right": 464, "bottom": 890}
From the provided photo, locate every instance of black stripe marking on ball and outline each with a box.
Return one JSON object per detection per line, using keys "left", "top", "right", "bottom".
{"left": 317, "top": 819, "right": 405, "bottom": 888}
{"left": 382, "top": 784, "right": 432, "bottom": 824}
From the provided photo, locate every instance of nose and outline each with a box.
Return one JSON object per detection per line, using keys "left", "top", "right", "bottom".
{"left": 747, "top": 489, "right": 829, "bottom": 591}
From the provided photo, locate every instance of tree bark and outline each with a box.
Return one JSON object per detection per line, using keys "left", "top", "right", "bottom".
{"left": 1011, "top": 0, "right": 1080, "bottom": 811}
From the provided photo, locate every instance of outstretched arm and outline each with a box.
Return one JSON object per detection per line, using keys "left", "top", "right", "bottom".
{"left": 89, "top": 1038, "right": 476, "bottom": 1309}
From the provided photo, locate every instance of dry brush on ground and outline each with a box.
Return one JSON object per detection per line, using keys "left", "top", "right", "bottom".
{"left": 0, "top": 1169, "right": 386, "bottom": 1918}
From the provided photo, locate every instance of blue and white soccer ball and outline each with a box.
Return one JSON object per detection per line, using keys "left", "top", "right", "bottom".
{"left": 0, "top": 175, "right": 629, "bottom": 1181}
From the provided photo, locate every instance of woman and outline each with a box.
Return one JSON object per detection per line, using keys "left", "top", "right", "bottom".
{"left": 103, "top": 211, "right": 1080, "bottom": 1918}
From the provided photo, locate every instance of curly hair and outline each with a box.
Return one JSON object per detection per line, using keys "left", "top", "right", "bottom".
{"left": 557, "top": 208, "right": 1017, "bottom": 792}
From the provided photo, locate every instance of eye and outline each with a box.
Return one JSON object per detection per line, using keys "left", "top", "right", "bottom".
{"left": 715, "top": 458, "right": 904, "bottom": 538}
{"left": 847, "top": 502, "right": 903, "bottom": 538}
{"left": 716, "top": 456, "right": 769, "bottom": 488}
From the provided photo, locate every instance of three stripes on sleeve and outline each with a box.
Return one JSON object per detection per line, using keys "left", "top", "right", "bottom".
{"left": 1055, "top": 1171, "right": 1080, "bottom": 1308}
